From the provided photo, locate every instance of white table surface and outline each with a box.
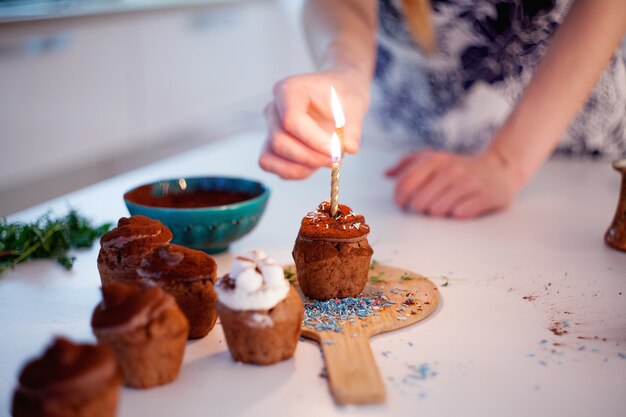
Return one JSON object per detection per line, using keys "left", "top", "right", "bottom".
{"left": 1, "top": 130, "right": 625, "bottom": 417}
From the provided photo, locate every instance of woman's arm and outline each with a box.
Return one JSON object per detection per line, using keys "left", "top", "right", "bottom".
{"left": 259, "top": 0, "right": 377, "bottom": 179}
{"left": 304, "top": 0, "right": 377, "bottom": 79}
{"left": 387, "top": 0, "right": 626, "bottom": 218}
{"left": 490, "top": 0, "right": 626, "bottom": 184}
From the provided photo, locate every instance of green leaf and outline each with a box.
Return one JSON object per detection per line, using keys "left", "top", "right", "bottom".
{"left": 0, "top": 210, "right": 110, "bottom": 277}
{"left": 400, "top": 273, "right": 414, "bottom": 281}
{"left": 370, "top": 259, "right": 379, "bottom": 270}
{"left": 370, "top": 275, "right": 383, "bottom": 283}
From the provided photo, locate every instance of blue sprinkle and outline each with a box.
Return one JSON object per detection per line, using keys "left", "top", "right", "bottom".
{"left": 408, "top": 342, "right": 414, "bottom": 347}
{"left": 382, "top": 351, "right": 391, "bottom": 358}
{"left": 618, "top": 352, "right": 626, "bottom": 359}
{"left": 540, "top": 339, "right": 548, "bottom": 345}
{"left": 323, "top": 340, "right": 336, "bottom": 345}
{"left": 303, "top": 294, "right": 395, "bottom": 333}
{"left": 592, "top": 348, "right": 600, "bottom": 353}
{"left": 578, "top": 346, "right": 586, "bottom": 351}
{"left": 408, "top": 363, "right": 437, "bottom": 380}
{"left": 539, "top": 361, "right": 548, "bottom": 366}
{"left": 563, "top": 320, "right": 570, "bottom": 328}
{"left": 527, "top": 353, "right": 536, "bottom": 358}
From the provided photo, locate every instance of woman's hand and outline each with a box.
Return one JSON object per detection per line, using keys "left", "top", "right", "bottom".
{"left": 385, "top": 149, "right": 523, "bottom": 218}
{"left": 259, "top": 70, "right": 370, "bottom": 179}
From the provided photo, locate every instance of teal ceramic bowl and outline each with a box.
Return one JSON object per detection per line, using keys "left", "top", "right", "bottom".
{"left": 123, "top": 176, "right": 270, "bottom": 254}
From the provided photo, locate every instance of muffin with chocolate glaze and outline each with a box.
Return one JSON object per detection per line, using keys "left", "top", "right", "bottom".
{"left": 137, "top": 244, "right": 218, "bottom": 339}
{"left": 91, "top": 282, "right": 188, "bottom": 388}
{"left": 293, "top": 201, "right": 373, "bottom": 300}
{"left": 12, "top": 337, "right": 122, "bottom": 417}
{"left": 98, "top": 216, "right": 173, "bottom": 285}
{"left": 216, "top": 250, "right": 303, "bottom": 365}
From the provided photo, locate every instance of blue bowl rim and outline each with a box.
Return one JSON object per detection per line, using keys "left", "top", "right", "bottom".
{"left": 123, "top": 176, "right": 270, "bottom": 213}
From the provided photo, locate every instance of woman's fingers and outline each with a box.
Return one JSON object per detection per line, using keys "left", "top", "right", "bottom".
{"left": 428, "top": 177, "right": 482, "bottom": 216}
{"left": 265, "top": 104, "right": 332, "bottom": 168}
{"left": 394, "top": 157, "right": 440, "bottom": 208}
{"left": 385, "top": 153, "right": 418, "bottom": 177}
{"left": 258, "top": 143, "right": 316, "bottom": 180}
{"left": 273, "top": 80, "right": 333, "bottom": 156}
{"left": 451, "top": 194, "right": 497, "bottom": 219}
{"left": 407, "top": 168, "right": 459, "bottom": 213}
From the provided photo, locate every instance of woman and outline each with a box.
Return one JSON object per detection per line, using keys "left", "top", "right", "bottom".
{"left": 259, "top": 0, "right": 626, "bottom": 218}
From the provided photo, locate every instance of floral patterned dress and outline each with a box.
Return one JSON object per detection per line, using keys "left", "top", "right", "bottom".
{"left": 370, "top": 0, "right": 626, "bottom": 159}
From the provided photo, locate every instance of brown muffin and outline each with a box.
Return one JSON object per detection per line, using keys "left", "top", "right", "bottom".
{"left": 293, "top": 201, "right": 373, "bottom": 300}
{"left": 91, "top": 282, "right": 188, "bottom": 388}
{"left": 137, "top": 244, "right": 218, "bottom": 339}
{"left": 97, "top": 216, "right": 173, "bottom": 285}
{"left": 12, "top": 337, "right": 122, "bottom": 417}
{"left": 217, "top": 284, "right": 303, "bottom": 365}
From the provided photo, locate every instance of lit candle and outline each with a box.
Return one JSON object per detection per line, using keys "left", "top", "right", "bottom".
{"left": 330, "top": 132, "right": 342, "bottom": 218}
{"left": 329, "top": 86, "right": 345, "bottom": 219}
{"left": 330, "top": 86, "right": 346, "bottom": 147}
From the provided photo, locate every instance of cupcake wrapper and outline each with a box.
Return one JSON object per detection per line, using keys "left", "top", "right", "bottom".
{"left": 94, "top": 305, "right": 188, "bottom": 388}
{"left": 217, "top": 286, "right": 303, "bottom": 366}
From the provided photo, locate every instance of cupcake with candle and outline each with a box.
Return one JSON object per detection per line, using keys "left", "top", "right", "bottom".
{"left": 137, "top": 244, "right": 218, "bottom": 339}
{"left": 12, "top": 337, "right": 122, "bottom": 417}
{"left": 91, "top": 282, "right": 189, "bottom": 388}
{"left": 98, "top": 215, "right": 173, "bottom": 285}
{"left": 292, "top": 201, "right": 373, "bottom": 300}
{"left": 216, "top": 250, "right": 303, "bottom": 365}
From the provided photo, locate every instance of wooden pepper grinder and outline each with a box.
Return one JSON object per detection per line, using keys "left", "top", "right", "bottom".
{"left": 605, "top": 159, "right": 626, "bottom": 251}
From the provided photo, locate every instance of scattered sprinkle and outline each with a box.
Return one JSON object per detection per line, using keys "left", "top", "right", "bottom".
{"left": 396, "top": 316, "right": 408, "bottom": 321}
{"left": 303, "top": 294, "right": 395, "bottom": 333}
{"left": 618, "top": 353, "right": 626, "bottom": 359}
{"left": 539, "top": 361, "right": 548, "bottom": 367}
{"left": 323, "top": 340, "right": 336, "bottom": 345}
{"left": 441, "top": 276, "right": 449, "bottom": 287}
{"left": 406, "top": 363, "right": 438, "bottom": 381}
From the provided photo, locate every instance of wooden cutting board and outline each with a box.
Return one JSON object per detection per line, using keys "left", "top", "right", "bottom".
{"left": 285, "top": 263, "right": 440, "bottom": 405}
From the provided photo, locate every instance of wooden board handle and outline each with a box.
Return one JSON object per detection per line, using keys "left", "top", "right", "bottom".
{"left": 321, "top": 335, "right": 386, "bottom": 405}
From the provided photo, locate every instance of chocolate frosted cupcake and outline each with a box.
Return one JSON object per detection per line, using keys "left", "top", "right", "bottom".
{"left": 91, "top": 282, "right": 188, "bottom": 388}
{"left": 137, "top": 244, "right": 218, "bottom": 339}
{"left": 12, "top": 337, "right": 121, "bottom": 417}
{"left": 216, "top": 250, "right": 303, "bottom": 365}
{"left": 98, "top": 216, "right": 173, "bottom": 285}
{"left": 293, "top": 201, "right": 373, "bottom": 300}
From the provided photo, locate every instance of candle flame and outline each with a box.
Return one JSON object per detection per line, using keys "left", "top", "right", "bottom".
{"left": 178, "top": 178, "right": 187, "bottom": 190}
{"left": 331, "top": 132, "right": 342, "bottom": 163}
{"left": 330, "top": 86, "right": 345, "bottom": 128}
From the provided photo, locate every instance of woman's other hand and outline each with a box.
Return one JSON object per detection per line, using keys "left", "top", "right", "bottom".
{"left": 385, "top": 149, "right": 524, "bottom": 218}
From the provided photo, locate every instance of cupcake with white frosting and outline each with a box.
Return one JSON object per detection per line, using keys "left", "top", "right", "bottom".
{"left": 216, "top": 250, "right": 303, "bottom": 365}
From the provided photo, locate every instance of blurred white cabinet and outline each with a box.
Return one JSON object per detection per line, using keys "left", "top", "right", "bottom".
{"left": 0, "top": 0, "right": 311, "bottom": 213}
{"left": 135, "top": 2, "right": 281, "bottom": 139}
{"left": 0, "top": 20, "right": 132, "bottom": 188}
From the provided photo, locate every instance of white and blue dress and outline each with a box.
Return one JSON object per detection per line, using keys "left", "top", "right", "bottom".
{"left": 370, "top": 0, "right": 626, "bottom": 159}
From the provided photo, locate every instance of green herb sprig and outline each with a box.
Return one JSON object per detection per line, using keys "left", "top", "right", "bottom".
{"left": 0, "top": 210, "right": 111, "bottom": 275}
